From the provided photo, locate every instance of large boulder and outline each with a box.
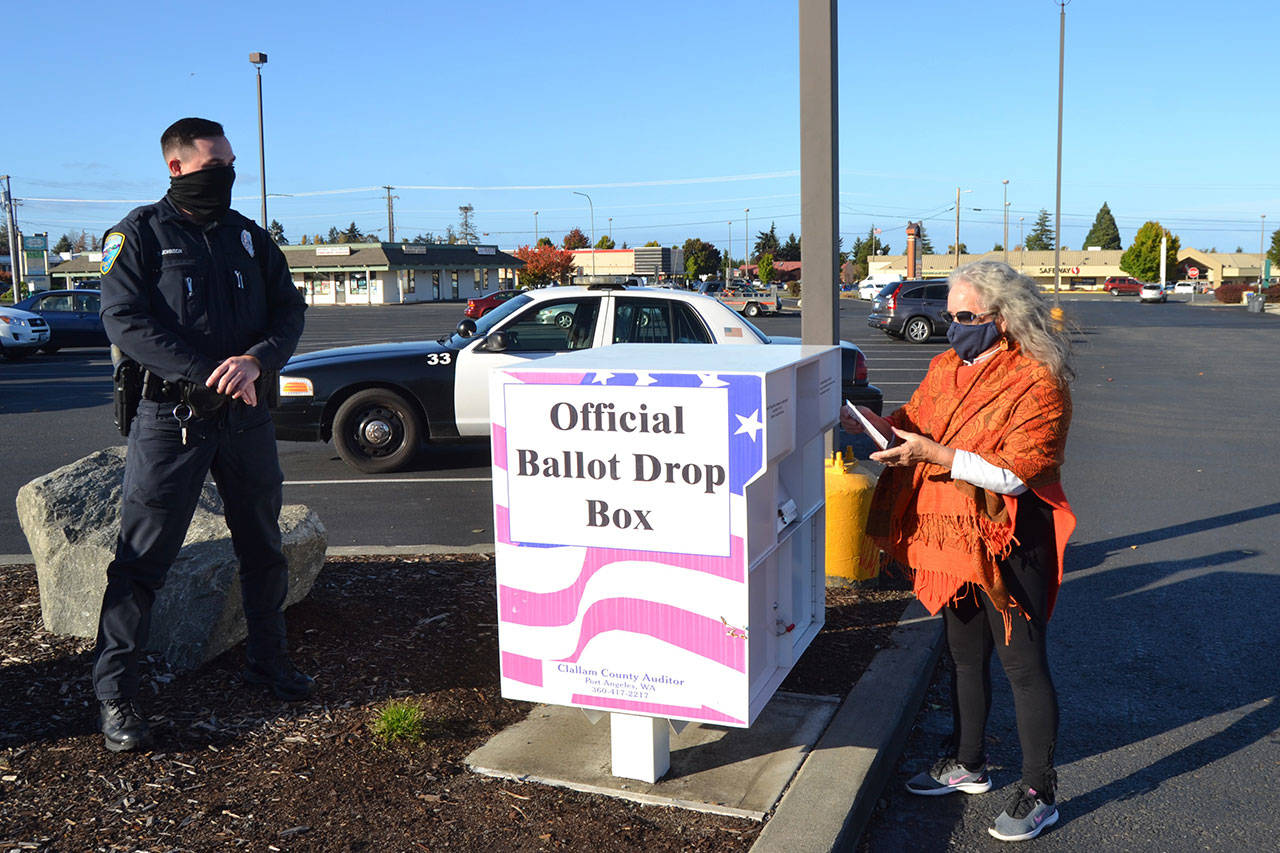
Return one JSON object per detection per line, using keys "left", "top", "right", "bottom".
{"left": 15, "top": 446, "right": 327, "bottom": 671}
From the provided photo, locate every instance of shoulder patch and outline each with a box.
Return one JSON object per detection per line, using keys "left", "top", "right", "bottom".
{"left": 241, "top": 229, "right": 255, "bottom": 258}
{"left": 101, "top": 232, "right": 126, "bottom": 275}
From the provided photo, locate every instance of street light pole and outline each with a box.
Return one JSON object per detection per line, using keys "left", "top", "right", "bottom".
{"left": 1052, "top": 2, "right": 1068, "bottom": 309}
{"left": 744, "top": 208, "right": 750, "bottom": 271}
{"left": 249, "top": 52, "right": 268, "bottom": 229}
{"left": 572, "top": 191, "right": 594, "bottom": 274}
{"left": 1002, "top": 179, "right": 1010, "bottom": 264}
{"left": 608, "top": 216, "right": 612, "bottom": 244}
{"left": 534, "top": 211, "right": 539, "bottom": 245}
{"left": 727, "top": 221, "right": 733, "bottom": 280}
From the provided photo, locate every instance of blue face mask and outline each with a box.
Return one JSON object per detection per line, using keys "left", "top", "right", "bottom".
{"left": 947, "top": 320, "right": 1001, "bottom": 361}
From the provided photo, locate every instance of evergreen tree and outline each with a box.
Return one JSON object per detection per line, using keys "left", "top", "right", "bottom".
{"left": 1025, "top": 209, "right": 1056, "bottom": 251}
{"left": 1119, "top": 221, "right": 1180, "bottom": 282}
{"left": 342, "top": 222, "right": 365, "bottom": 243}
{"left": 757, "top": 253, "right": 775, "bottom": 286}
{"left": 53, "top": 233, "right": 74, "bottom": 253}
{"left": 753, "top": 223, "right": 780, "bottom": 261}
{"left": 1267, "top": 228, "right": 1280, "bottom": 271}
{"left": 594, "top": 235, "right": 615, "bottom": 249}
{"left": 267, "top": 219, "right": 289, "bottom": 245}
{"left": 776, "top": 233, "right": 802, "bottom": 261}
{"left": 326, "top": 227, "right": 342, "bottom": 244}
{"left": 1081, "top": 202, "right": 1122, "bottom": 250}
{"left": 917, "top": 224, "right": 935, "bottom": 254}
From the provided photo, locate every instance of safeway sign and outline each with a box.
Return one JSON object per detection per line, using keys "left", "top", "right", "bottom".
{"left": 1188, "top": 268, "right": 1200, "bottom": 279}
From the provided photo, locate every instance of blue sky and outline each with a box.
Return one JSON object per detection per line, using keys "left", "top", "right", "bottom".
{"left": 8, "top": 0, "right": 1278, "bottom": 257}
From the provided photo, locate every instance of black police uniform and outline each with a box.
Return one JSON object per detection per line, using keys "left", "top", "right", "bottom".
{"left": 92, "top": 195, "right": 306, "bottom": 701}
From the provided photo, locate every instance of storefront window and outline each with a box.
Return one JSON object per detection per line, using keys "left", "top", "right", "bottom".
{"left": 476, "top": 268, "right": 487, "bottom": 292}
{"left": 406, "top": 270, "right": 416, "bottom": 293}
{"left": 450, "top": 270, "right": 459, "bottom": 299}
{"left": 432, "top": 270, "right": 441, "bottom": 300}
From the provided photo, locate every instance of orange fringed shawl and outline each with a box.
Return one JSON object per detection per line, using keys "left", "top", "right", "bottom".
{"left": 867, "top": 342, "right": 1077, "bottom": 625}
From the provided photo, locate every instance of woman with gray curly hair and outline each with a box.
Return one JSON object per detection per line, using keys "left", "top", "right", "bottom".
{"left": 841, "top": 260, "right": 1076, "bottom": 842}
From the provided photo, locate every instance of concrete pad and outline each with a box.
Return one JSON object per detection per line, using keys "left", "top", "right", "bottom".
{"left": 466, "top": 691, "right": 840, "bottom": 820}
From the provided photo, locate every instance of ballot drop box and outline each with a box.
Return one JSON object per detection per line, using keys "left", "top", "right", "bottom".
{"left": 490, "top": 344, "right": 840, "bottom": 780}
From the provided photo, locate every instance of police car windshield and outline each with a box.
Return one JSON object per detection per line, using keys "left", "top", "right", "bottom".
{"left": 448, "top": 292, "right": 533, "bottom": 346}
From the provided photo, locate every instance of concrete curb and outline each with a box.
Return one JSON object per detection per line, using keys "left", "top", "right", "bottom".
{"left": 750, "top": 599, "right": 943, "bottom": 853}
{"left": 0, "top": 543, "right": 498, "bottom": 568}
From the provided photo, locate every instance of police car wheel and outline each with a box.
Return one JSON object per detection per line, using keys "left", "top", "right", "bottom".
{"left": 332, "top": 388, "right": 423, "bottom": 474}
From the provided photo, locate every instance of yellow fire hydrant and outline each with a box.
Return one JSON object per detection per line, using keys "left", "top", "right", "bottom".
{"left": 824, "top": 448, "right": 880, "bottom": 584}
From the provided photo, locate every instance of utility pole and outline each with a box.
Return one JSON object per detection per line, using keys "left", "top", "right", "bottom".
{"left": 383, "top": 186, "right": 396, "bottom": 242}
{"left": 1002, "top": 179, "right": 1010, "bottom": 264}
{"left": 1052, "top": 2, "right": 1068, "bottom": 310}
{"left": 2, "top": 176, "right": 20, "bottom": 302}
{"left": 954, "top": 188, "right": 961, "bottom": 268}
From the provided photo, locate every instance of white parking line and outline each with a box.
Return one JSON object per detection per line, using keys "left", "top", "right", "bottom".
{"left": 284, "top": 477, "right": 491, "bottom": 485}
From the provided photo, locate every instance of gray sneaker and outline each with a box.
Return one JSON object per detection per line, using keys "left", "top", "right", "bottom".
{"left": 905, "top": 757, "right": 993, "bottom": 796}
{"left": 989, "top": 783, "right": 1059, "bottom": 842}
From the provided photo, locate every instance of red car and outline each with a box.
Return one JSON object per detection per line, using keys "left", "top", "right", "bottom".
{"left": 464, "top": 289, "right": 522, "bottom": 319}
{"left": 1103, "top": 276, "right": 1142, "bottom": 296}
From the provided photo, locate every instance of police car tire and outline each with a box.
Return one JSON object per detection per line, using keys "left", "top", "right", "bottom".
{"left": 332, "top": 388, "right": 423, "bottom": 474}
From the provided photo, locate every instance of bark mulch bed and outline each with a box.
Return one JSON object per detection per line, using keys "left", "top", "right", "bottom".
{"left": 0, "top": 556, "right": 911, "bottom": 852}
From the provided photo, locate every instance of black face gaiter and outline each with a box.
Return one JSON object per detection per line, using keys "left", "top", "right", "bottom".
{"left": 167, "top": 165, "right": 235, "bottom": 223}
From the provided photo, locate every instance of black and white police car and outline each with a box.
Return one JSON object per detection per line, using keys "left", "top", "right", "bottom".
{"left": 272, "top": 282, "right": 884, "bottom": 472}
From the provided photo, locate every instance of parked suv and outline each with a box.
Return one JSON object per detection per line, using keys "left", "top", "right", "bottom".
{"left": 866, "top": 279, "right": 951, "bottom": 343}
{"left": 1103, "top": 275, "right": 1142, "bottom": 295}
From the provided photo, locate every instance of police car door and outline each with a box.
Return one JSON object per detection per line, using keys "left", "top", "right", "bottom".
{"left": 452, "top": 295, "right": 606, "bottom": 436}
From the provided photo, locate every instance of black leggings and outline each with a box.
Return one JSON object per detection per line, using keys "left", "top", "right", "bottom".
{"left": 944, "top": 491, "right": 1059, "bottom": 797}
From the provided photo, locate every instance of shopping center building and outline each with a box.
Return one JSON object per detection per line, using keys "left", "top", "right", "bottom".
{"left": 867, "top": 246, "right": 1269, "bottom": 289}
{"left": 49, "top": 242, "right": 523, "bottom": 305}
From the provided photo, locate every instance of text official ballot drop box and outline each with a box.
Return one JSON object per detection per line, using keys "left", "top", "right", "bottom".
{"left": 490, "top": 343, "right": 840, "bottom": 740}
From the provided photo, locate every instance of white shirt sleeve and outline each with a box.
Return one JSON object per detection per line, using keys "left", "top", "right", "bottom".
{"left": 951, "top": 450, "right": 1027, "bottom": 495}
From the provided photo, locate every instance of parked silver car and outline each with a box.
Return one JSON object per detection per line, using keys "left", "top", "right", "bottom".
{"left": 866, "top": 279, "right": 951, "bottom": 343}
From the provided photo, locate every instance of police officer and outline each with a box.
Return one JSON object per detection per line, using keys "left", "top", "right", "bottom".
{"left": 93, "top": 117, "right": 309, "bottom": 752}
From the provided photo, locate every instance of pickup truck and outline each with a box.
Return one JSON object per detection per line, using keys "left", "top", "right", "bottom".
{"left": 701, "top": 280, "right": 778, "bottom": 317}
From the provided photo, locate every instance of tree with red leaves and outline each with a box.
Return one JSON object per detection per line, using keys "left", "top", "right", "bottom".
{"left": 562, "top": 228, "right": 590, "bottom": 250}
{"left": 514, "top": 244, "right": 576, "bottom": 288}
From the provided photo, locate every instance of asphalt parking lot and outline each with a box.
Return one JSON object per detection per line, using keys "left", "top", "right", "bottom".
{"left": 0, "top": 291, "right": 1272, "bottom": 557}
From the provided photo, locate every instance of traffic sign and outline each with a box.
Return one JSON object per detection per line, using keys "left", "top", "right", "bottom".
{"left": 1188, "top": 267, "right": 1199, "bottom": 279}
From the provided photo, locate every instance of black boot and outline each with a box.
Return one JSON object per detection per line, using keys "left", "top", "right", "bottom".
{"left": 243, "top": 656, "right": 315, "bottom": 701}
{"left": 99, "top": 698, "right": 153, "bottom": 753}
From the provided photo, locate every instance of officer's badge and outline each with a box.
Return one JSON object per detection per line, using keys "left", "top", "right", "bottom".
{"left": 241, "top": 229, "right": 255, "bottom": 258}
{"left": 101, "top": 232, "right": 126, "bottom": 275}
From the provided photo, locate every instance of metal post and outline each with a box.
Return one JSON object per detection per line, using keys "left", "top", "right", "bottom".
{"left": 572, "top": 191, "right": 594, "bottom": 274}
{"left": 250, "top": 52, "right": 269, "bottom": 229}
{"left": 1262, "top": 214, "right": 1268, "bottom": 305}
{"left": 608, "top": 216, "right": 612, "bottom": 243}
{"left": 744, "top": 208, "right": 750, "bottom": 270}
{"left": 799, "top": 0, "right": 839, "bottom": 349}
{"left": 1002, "top": 179, "right": 1010, "bottom": 263}
{"left": 1052, "top": 3, "right": 1066, "bottom": 307}
{"left": 534, "top": 211, "right": 539, "bottom": 244}
{"left": 727, "top": 221, "right": 732, "bottom": 280}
